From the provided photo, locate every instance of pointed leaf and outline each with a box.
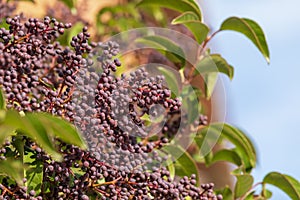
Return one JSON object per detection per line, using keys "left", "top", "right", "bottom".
{"left": 263, "top": 172, "right": 300, "bottom": 200}
{"left": 172, "top": 11, "right": 199, "bottom": 22}
{"left": 217, "top": 186, "right": 233, "bottom": 200}
{"left": 196, "top": 54, "right": 234, "bottom": 80}
{"left": 0, "top": 159, "right": 23, "bottom": 185}
{"left": 234, "top": 174, "right": 254, "bottom": 198}
{"left": 2, "top": 111, "right": 61, "bottom": 160}
{"left": 210, "top": 149, "right": 242, "bottom": 166}
{"left": 136, "top": 35, "right": 186, "bottom": 67}
{"left": 197, "top": 123, "right": 256, "bottom": 171}
{"left": 0, "top": 124, "right": 15, "bottom": 146}
{"left": 0, "top": 88, "right": 5, "bottom": 110}
{"left": 220, "top": 17, "right": 270, "bottom": 63}
{"left": 163, "top": 144, "right": 199, "bottom": 184}
{"left": 158, "top": 66, "right": 180, "bottom": 96}
{"left": 203, "top": 72, "right": 218, "bottom": 98}
{"left": 137, "top": 0, "right": 202, "bottom": 20}
{"left": 36, "top": 113, "right": 87, "bottom": 149}
{"left": 172, "top": 12, "right": 209, "bottom": 44}
{"left": 24, "top": 151, "right": 43, "bottom": 192}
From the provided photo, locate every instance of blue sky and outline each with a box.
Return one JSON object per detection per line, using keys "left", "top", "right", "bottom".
{"left": 201, "top": 0, "right": 300, "bottom": 199}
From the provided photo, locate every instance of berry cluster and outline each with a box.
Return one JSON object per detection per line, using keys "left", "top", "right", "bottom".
{"left": 0, "top": 11, "right": 222, "bottom": 200}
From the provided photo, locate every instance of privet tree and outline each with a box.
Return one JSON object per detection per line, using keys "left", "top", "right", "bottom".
{"left": 0, "top": 0, "right": 299, "bottom": 200}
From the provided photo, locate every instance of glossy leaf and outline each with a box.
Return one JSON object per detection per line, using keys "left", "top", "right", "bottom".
{"left": 0, "top": 159, "right": 23, "bottom": 185}
{"left": 261, "top": 188, "right": 273, "bottom": 199}
{"left": 137, "top": 0, "right": 202, "bottom": 20}
{"left": 203, "top": 72, "right": 218, "bottom": 98}
{"left": 163, "top": 145, "right": 199, "bottom": 184}
{"left": 25, "top": 113, "right": 62, "bottom": 161}
{"left": 172, "top": 12, "right": 209, "bottom": 44}
{"left": 220, "top": 17, "right": 270, "bottom": 63}
{"left": 263, "top": 172, "right": 300, "bottom": 200}
{"left": 172, "top": 11, "right": 199, "bottom": 22}
{"left": 194, "top": 125, "right": 219, "bottom": 162}
{"left": 24, "top": 151, "right": 43, "bottom": 192}
{"left": 36, "top": 113, "right": 87, "bottom": 149}
{"left": 180, "top": 86, "right": 201, "bottom": 123}
{"left": 196, "top": 54, "right": 234, "bottom": 80}
{"left": 197, "top": 123, "right": 256, "bottom": 171}
{"left": 0, "top": 123, "right": 15, "bottom": 146}
{"left": 210, "top": 149, "right": 242, "bottom": 166}
{"left": 136, "top": 35, "right": 186, "bottom": 67}
{"left": 166, "top": 157, "right": 175, "bottom": 180}
{"left": 158, "top": 67, "right": 180, "bottom": 96}
{"left": 0, "top": 88, "right": 5, "bottom": 109}
{"left": 218, "top": 186, "right": 233, "bottom": 200}
{"left": 234, "top": 174, "right": 254, "bottom": 198}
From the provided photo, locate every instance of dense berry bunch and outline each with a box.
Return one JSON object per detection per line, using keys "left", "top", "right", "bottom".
{"left": 0, "top": 11, "right": 222, "bottom": 200}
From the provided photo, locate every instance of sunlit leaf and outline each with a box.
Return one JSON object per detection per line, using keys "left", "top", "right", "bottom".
{"left": 2, "top": 111, "right": 61, "bottom": 160}
{"left": 0, "top": 159, "right": 23, "bottom": 185}
{"left": 220, "top": 17, "right": 270, "bottom": 63}
{"left": 172, "top": 12, "right": 209, "bottom": 44}
{"left": 36, "top": 113, "right": 87, "bottom": 149}
{"left": 234, "top": 174, "right": 254, "bottom": 198}
{"left": 263, "top": 172, "right": 300, "bottom": 200}
{"left": 137, "top": 0, "right": 202, "bottom": 20}
{"left": 196, "top": 54, "right": 234, "bottom": 80}
{"left": 210, "top": 149, "right": 242, "bottom": 166}
{"left": 136, "top": 35, "right": 186, "bottom": 67}
{"left": 0, "top": 88, "right": 5, "bottom": 110}
{"left": 24, "top": 151, "right": 43, "bottom": 192}
{"left": 203, "top": 72, "right": 218, "bottom": 98}
{"left": 158, "top": 66, "right": 180, "bottom": 96}
{"left": 163, "top": 144, "right": 199, "bottom": 184}
{"left": 217, "top": 186, "right": 233, "bottom": 200}
{"left": 197, "top": 123, "right": 256, "bottom": 172}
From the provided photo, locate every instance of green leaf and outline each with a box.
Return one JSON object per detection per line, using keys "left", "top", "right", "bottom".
{"left": 0, "top": 116, "right": 15, "bottom": 145}
{"left": 2, "top": 110, "right": 61, "bottom": 160}
{"left": 0, "top": 88, "right": 5, "bottom": 110}
{"left": 180, "top": 85, "right": 201, "bottom": 123}
{"left": 210, "top": 149, "right": 242, "bottom": 166}
{"left": 196, "top": 54, "right": 234, "bottom": 80}
{"left": 203, "top": 72, "right": 218, "bottom": 98}
{"left": 244, "top": 191, "right": 256, "bottom": 200}
{"left": 158, "top": 66, "right": 180, "bottom": 96}
{"left": 263, "top": 172, "right": 300, "bottom": 200}
{"left": 24, "top": 151, "right": 43, "bottom": 192}
{"left": 220, "top": 17, "right": 270, "bottom": 63}
{"left": 197, "top": 123, "right": 256, "bottom": 172}
{"left": 136, "top": 35, "right": 186, "bottom": 67}
{"left": 36, "top": 113, "right": 87, "bottom": 149}
{"left": 162, "top": 144, "right": 199, "bottom": 184}
{"left": 0, "top": 159, "right": 23, "bottom": 185}
{"left": 171, "top": 12, "right": 209, "bottom": 44}
{"left": 217, "top": 186, "right": 233, "bottom": 200}
{"left": 194, "top": 125, "right": 219, "bottom": 162}
{"left": 166, "top": 157, "right": 175, "bottom": 180}
{"left": 57, "top": 22, "right": 84, "bottom": 46}
{"left": 172, "top": 11, "right": 199, "bottom": 22}
{"left": 25, "top": 113, "right": 62, "bottom": 161}
{"left": 261, "top": 188, "right": 272, "bottom": 199}
{"left": 11, "top": 135, "right": 24, "bottom": 161}
{"left": 137, "top": 0, "right": 202, "bottom": 20}
{"left": 234, "top": 174, "right": 254, "bottom": 198}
